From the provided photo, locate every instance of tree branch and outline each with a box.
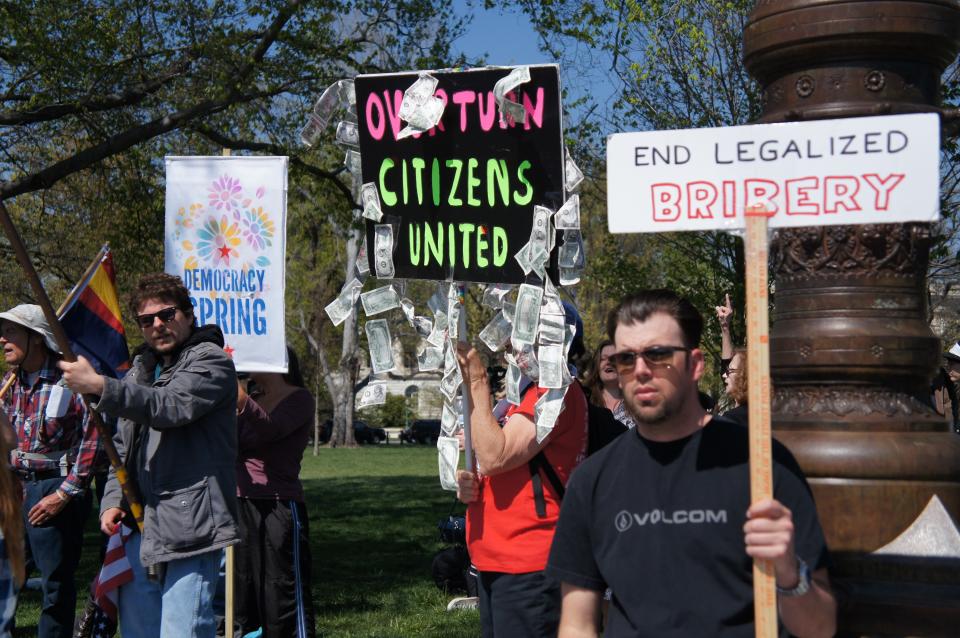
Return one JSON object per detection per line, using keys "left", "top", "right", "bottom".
{"left": 187, "top": 124, "right": 358, "bottom": 207}
{"left": 0, "top": 59, "right": 193, "bottom": 126}
{"left": 0, "top": 0, "right": 301, "bottom": 201}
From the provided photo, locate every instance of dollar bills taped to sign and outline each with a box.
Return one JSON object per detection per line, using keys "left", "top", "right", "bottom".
{"left": 354, "top": 66, "right": 566, "bottom": 284}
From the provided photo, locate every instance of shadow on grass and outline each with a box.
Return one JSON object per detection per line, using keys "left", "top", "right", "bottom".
{"left": 308, "top": 474, "right": 462, "bottom": 615}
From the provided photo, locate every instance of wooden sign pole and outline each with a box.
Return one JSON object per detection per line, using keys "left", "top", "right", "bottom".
{"left": 222, "top": 148, "right": 236, "bottom": 638}
{"left": 744, "top": 209, "right": 777, "bottom": 638}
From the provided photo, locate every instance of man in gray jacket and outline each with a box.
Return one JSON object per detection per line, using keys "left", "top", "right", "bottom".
{"left": 60, "top": 272, "right": 239, "bottom": 638}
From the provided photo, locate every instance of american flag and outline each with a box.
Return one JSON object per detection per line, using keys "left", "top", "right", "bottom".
{"left": 73, "top": 525, "right": 133, "bottom": 638}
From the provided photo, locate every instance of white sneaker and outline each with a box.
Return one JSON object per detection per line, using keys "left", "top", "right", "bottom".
{"left": 446, "top": 596, "right": 479, "bottom": 611}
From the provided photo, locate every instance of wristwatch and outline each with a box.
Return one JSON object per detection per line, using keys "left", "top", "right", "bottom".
{"left": 776, "top": 557, "right": 811, "bottom": 597}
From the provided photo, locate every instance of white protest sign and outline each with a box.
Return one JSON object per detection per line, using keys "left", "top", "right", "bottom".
{"left": 164, "top": 156, "right": 288, "bottom": 373}
{"left": 607, "top": 113, "right": 940, "bottom": 233}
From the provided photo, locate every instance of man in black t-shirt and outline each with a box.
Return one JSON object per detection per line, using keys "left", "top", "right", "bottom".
{"left": 546, "top": 289, "right": 836, "bottom": 638}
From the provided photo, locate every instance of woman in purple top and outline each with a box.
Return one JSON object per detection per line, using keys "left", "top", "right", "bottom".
{"left": 234, "top": 346, "right": 315, "bottom": 638}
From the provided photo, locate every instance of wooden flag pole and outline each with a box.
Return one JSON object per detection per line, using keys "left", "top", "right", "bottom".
{"left": 0, "top": 200, "right": 145, "bottom": 531}
{"left": 744, "top": 207, "right": 777, "bottom": 638}
{"left": 0, "top": 244, "right": 109, "bottom": 402}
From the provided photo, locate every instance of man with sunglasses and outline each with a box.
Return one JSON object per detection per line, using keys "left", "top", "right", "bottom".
{"left": 547, "top": 289, "right": 836, "bottom": 638}
{"left": 0, "top": 304, "right": 105, "bottom": 638}
{"left": 59, "top": 273, "right": 239, "bottom": 638}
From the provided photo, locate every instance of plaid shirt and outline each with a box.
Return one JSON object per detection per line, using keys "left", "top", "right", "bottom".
{"left": 1, "top": 356, "right": 105, "bottom": 497}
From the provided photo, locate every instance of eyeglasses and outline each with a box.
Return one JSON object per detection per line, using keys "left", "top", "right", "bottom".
{"left": 136, "top": 306, "right": 179, "bottom": 329}
{"left": 608, "top": 346, "right": 690, "bottom": 374}
{"left": 722, "top": 368, "right": 740, "bottom": 377}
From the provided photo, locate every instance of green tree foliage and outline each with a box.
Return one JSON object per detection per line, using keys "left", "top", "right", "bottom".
{"left": 491, "top": 0, "right": 959, "bottom": 389}
{"left": 0, "top": 0, "right": 470, "bottom": 445}
{"left": 482, "top": 0, "right": 753, "bottom": 389}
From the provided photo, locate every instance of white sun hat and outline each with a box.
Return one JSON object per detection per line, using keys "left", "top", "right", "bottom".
{"left": 0, "top": 304, "right": 62, "bottom": 354}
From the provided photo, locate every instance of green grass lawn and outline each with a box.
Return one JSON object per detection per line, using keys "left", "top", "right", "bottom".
{"left": 15, "top": 446, "right": 480, "bottom": 637}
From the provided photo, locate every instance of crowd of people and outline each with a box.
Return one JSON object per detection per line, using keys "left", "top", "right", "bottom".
{"left": 0, "top": 273, "right": 957, "bottom": 638}
{"left": 1, "top": 273, "right": 315, "bottom": 638}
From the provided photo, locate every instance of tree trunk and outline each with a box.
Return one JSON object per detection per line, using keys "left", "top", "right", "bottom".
{"left": 328, "top": 224, "right": 362, "bottom": 448}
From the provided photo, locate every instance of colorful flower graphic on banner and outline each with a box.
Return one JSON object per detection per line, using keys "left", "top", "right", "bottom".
{"left": 178, "top": 174, "right": 275, "bottom": 272}
{"left": 208, "top": 175, "right": 244, "bottom": 211}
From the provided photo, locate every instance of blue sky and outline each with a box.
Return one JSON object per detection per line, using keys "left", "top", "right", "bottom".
{"left": 449, "top": 1, "right": 617, "bottom": 136}
{"left": 451, "top": 2, "right": 551, "bottom": 67}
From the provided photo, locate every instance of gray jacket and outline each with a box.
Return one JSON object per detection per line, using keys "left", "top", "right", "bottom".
{"left": 98, "top": 327, "right": 239, "bottom": 566}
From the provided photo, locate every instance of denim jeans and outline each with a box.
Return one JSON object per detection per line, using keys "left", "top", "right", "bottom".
{"left": 118, "top": 531, "right": 221, "bottom": 638}
{"left": 22, "top": 476, "right": 91, "bottom": 638}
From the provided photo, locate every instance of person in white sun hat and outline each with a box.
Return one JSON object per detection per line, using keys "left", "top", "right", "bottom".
{"left": 932, "top": 341, "right": 960, "bottom": 431}
{"left": 0, "top": 303, "right": 105, "bottom": 638}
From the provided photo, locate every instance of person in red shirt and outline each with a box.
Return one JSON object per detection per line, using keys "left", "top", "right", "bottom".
{"left": 455, "top": 303, "right": 589, "bottom": 638}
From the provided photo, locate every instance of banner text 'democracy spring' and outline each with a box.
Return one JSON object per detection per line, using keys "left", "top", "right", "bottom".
{"left": 606, "top": 113, "right": 940, "bottom": 233}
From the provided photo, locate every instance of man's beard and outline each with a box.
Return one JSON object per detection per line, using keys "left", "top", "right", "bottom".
{"left": 624, "top": 385, "right": 688, "bottom": 426}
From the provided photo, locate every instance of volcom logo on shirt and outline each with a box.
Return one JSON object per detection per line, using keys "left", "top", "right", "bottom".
{"left": 614, "top": 508, "right": 727, "bottom": 532}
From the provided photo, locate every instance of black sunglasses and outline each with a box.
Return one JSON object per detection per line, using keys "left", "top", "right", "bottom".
{"left": 608, "top": 346, "right": 690, "bottom": 374}
{"left": 136, "top": 306, "right": 179, "bottom": 329}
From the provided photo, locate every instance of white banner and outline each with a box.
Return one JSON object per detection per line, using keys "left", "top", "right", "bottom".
{"left": 164, "top": 156, "right": 288, "bottom": 373}
{"left": 607, "top": 113, "right": 940, "bottom": 233}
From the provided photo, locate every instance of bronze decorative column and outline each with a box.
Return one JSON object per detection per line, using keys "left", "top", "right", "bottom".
{"left": 743, "top": 2, "right": 960, "bottom": 636}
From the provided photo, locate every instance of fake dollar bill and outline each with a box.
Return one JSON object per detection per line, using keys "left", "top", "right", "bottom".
{"left": 413, "top": 315, "right": 432, "bottom": 338}
{"left": 565, "top": 146, "right": 585, "bottom": 193}
{"left": 335, "top": 120, "right": 359, "bottom": 147}
{"left": 447, "top": 287, "right": 462, "bottom": 342}
{"left": 417, "top": 345, "right": 444, "bottom": 372}
{"left": 365, "top": 319, "right": 396, "bottom": 374}
{"left": 558, "top": 230, "right": 584, "bottom": 269}
{"left": 513, "top": 343, "right": 540, "bottom": 381}
{"left": 511, "top": 284, "right": 544, "bottom": 346}
{"left": 440, "top": 344, "right": 463, "bottom": 401}
{"left": 398, "top": 97, "right": 444, "bottom": 138}
{"left": 398, "top": 73, "right": 438, "bottom": 120}
{"left": 440, "top": 362, "right": 463, "bottom": 402}
{"left": 360, "top": 285, "right": 400, "bottom": 316}
{"left": 356, "top": 382, "right": 388, "bottom": 409}
{"left": 538, "top": 344, "right": 566, "bottom": 389}
{"left": 374, "top": 224, "right": 395, "bottom": 279}
{"left": 356, "top": 235, "right": 370, "bottom": 276}
{"left": 361, "top": 183, "right": 383, "bottom": 222}
{"left": 437, "top": 435, "right": 460, "bottom": 492}
{"left": 505, "top": 357, "right": 522, "bottom": 405}
{"left": 324, "top": 278, "right": 363, "bottom": 326}
{"left": 493, "top": 66, "right": 530, "bottom": 125}
{"left": 300, "top": 81, "right": 343, "bottom": 146}
{"left": 441, "top": 401, "right": 459, "bottom": 436}
{"left": 538, "top": 312, "right": 566, "bottom": 345}
{"left": 482, "top": 284, "right": 515, "bottom": 309}
{"left": 397, "top": 73, "right": 444, "bottom": 139}
{"left": 554, "top": 195, "right": 580, "bottom": 230}
{"left": 338, "top": 78, "right": 356, "bottom": 110}
{"left": 478, "top": 311, "right": 512, "bottom": 352}
{"left": 530, "top": 206, "right": 552, "bottom": 252}
{"left": 400, "top": 298, "right": 415, "bottom": 325}
{"left": 535, "top": 388, "right": 567, "bottom": 443}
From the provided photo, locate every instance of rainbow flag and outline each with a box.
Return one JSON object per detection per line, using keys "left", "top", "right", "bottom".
{"left": 60, "top": 246, "right": 131, "bottom": 378}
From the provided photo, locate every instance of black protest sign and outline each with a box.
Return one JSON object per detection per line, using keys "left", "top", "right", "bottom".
{"left": 355, "top": 65, "right": 564, "bottom": 284}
